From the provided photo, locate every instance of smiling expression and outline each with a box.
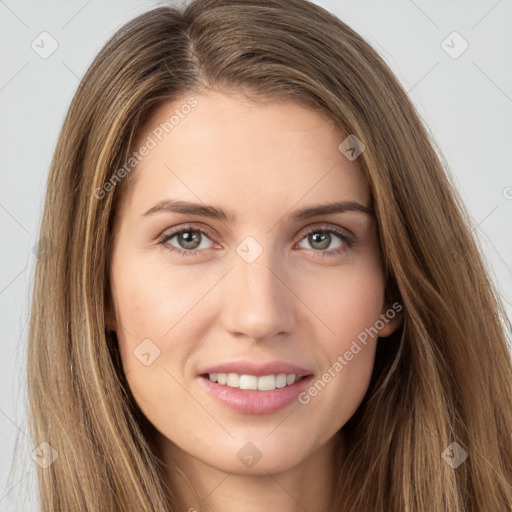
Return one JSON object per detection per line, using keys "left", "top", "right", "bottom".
{"left": 108, "top": 90, "right": 401, "bottom": 475}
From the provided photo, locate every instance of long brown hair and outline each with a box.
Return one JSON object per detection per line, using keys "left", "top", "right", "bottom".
{"left": 27, "top": 0, "right": 512, "bottom": 510}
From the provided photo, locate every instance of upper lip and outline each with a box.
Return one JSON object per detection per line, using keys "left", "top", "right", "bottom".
{"left": 200, "top": 360, "right": 313, "bottom": 378}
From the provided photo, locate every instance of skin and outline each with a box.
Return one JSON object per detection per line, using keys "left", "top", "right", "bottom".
{"left": 108, "top": 90, "right": 402, "bottom": 512}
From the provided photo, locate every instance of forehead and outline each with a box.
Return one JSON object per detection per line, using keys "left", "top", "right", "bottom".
{"left": 119, "top": 91, "right": 370, "bottom": 221}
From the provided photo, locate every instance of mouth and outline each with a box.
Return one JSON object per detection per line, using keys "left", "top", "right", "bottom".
{"left": 197, "top": 365, "right": 314, "bottom": 415}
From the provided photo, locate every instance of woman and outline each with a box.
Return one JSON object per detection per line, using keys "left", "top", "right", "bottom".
{"left": 27, "top": 0, "right": 512, "bottom": 510}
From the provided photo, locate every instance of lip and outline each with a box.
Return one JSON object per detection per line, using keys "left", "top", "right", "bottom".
{"left": 198, "top": 360, "right": 314, "bottom": 415}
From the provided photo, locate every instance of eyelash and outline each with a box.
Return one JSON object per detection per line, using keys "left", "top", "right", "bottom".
{"left": 157, "top": 223, "right": 355, "bottom": 259}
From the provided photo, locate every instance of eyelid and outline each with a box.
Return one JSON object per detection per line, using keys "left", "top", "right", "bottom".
{"left": 297, "top": 222, "right": 354, "bottom": 240}
{"left": 157, "top": 221, "right": 355, "bottom": 255}
{"left": 158, "top": 223, "right": 217, "bottom": 242}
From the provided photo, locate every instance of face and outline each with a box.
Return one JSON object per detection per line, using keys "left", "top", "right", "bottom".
{"left": 108, "top": 90, "right": 401, "bottom": 476}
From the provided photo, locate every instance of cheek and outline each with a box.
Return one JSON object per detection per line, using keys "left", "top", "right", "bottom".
{"left": 110, "top": 254, "right": 217, "bottom": 414}
{"left": 294, "top": 259, "right": 385, "bottom": 417}
{"left": 111, "top": 250, "right": 210, "bottom": 346}
{"left": 297, "top": 257, "right": 386, "bottom": 343}
{"left": 111, "top": 269, "right": 196, "bottom": 434}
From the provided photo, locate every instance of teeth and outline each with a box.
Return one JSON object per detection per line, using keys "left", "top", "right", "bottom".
{"left": 239, "top": 374, "right": 258, "bottom": 390}
{"left": 257, "top": 375, "right": 276, "bottom": 391}
{"left": 227, "top": 373, "right": 240, "bottom": 388}
{"left": 207, "top": 372, "right": 302, "bottom": 390}
{"left": 275, "top": 373, "right": 287, "bottom": 388}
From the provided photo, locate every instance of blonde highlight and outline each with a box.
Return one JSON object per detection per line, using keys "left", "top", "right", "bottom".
{"left": 27, "top": 0, "right": 512, "bottom": 510}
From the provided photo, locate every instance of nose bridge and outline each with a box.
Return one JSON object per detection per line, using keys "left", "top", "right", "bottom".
{"left": 220, "top": 234, "right": 294, "bottom": 340}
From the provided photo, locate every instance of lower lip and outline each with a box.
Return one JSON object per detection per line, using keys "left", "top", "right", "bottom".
{"left": 198, "top": 375, "right": 314, "bottom": 415}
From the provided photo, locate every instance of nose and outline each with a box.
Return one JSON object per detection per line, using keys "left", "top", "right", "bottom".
{"left": 219, "top": 241, "right": 295, "bottom": 342}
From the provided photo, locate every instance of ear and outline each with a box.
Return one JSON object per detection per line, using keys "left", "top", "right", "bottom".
{"left": 377, "top": 301, "right": 404, "bottom": 338}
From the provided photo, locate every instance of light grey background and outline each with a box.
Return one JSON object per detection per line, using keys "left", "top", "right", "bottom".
{"left": 1, "top": 0, "right": 511, "bottom": 509}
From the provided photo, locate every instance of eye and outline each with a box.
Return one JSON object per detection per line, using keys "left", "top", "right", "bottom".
{"left": 157, "top": 223, "right": 355, "bottom": 258}
{"left": 158, "top": 225, "right": 216, "bottom": 257}
{"left": 296, "top": 225, "right": 354, "bottom": 257}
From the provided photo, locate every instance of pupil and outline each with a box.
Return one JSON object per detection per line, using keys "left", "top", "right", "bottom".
{"left": 310, "top": 232, "right": 330, "bottom": 250}
{"left": 180, "top": 231, "right": 200, "bottom": 249}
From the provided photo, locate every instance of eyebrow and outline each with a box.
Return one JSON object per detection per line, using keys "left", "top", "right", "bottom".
{"left": 142, "top": 199, "right": 374, "bottom": 222}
